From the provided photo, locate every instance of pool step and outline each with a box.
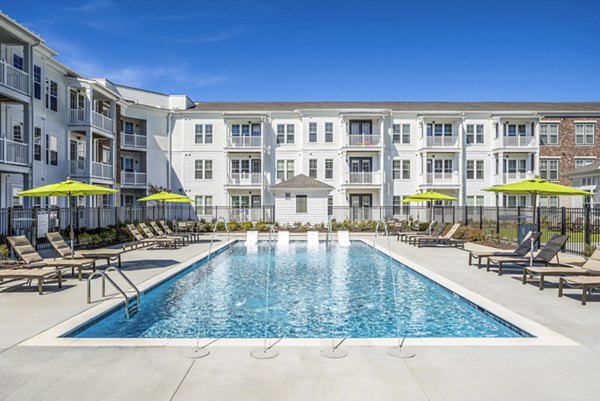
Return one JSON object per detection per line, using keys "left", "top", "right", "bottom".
{"left": 127, "top": 301, "right": 140, "bottom": 317}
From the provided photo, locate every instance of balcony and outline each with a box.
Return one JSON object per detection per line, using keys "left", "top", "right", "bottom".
{"left": 497, "top": 171, "right": 535, "bottom": 185}
{"left": 0, "top": 138, "right": 28, "bottom": 166}
{"left": 70, "top": 160, "right": 113, "bottom": 180}
{"left": 227, "top": 136, "right": 261, "bottom": 148}
{"left": 69, "top": 160, "right": 87, "bottom": 177}
{"left": 228, "top": 172, "right": 262, "bottom": 186}
{"left": 425, "top": 172, "right": 460, "bottom": 186}
{"left": 346, "top": 135, "right": 381, "bottom": 147}
{"left": 69, "top": 109, "right": 114, "bottom": 134}
{"left": 500, "top": 136, "right": 536, "bottom": 148}
{"left": 0, "top": 61, "right": 29, "bottom": 94}
{"left": 423, "top": 136, "right": 459, "bottom": 148}
{"left": 345, "top": 171, "right": 382, "bottom": 185}
{"left": 121, "top": 171, "right": 147, "bottom": 186}
{"left": 92, "top": 162, "right": 113, "bottom": 179}
{"left": 121, "top": 133, "right": 147, "bottom": 149}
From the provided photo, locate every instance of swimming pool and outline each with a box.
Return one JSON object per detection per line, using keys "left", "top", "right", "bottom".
{"left": 70, "top": 241, "right": 527, "bottom": 339}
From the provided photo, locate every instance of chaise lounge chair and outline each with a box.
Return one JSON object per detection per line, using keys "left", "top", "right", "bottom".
{"left": 7, "top": 236, "right": 96, "bottom": 280}
{"left": 558, "top": 274, "right": 600, "bottom": 305}
{"left": 126, "top": 224, "right": 179, "bottom": 249}
{"left": 150, "top": 221, "right": 194, "bottom": 244}
{"left": 469, "top": 231, "right": 541, "bottom": 269}
{"left": 139, "top": 223, "right": 184, "bottom": 247}
{"left": 405, "top": 223, "right": 446, "bottom": 245}
{"left": 46, "top": 232, "right": 124, "bottom": 268}
{"left": 397, "top": 221, "right": 436, "bottom": 242}
{"left": 523, "top": 248, "right": 600, "bottom": 290}
{"left": 158, "top": 220, "right": 201, "bottom": 242}
{"left": 0, "top": 264, "right": 63, "bottom": 295}
{"left": 486, "top": 235, "right": 569, "bottom": 276}
{"left": 415, "top": 223, "right": 462, "bottom": 248}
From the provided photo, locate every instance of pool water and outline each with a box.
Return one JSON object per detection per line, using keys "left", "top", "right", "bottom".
{"left": 72, "top": 241, "right": 526, "bottom": 338}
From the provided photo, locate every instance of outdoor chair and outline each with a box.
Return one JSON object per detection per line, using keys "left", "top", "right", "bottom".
{"left": 397, "top": 221, "right": 436, "bottom": 242}
{"left": 486, "top": 234, "right": 569, "bottom": 276}
{"left": 468, "top": 231, "right": 541, "bottom": 269}
{"left": 0, "top": 264, "right": 63, "bottom": 295}
{"left": 415, "top": 223, "right": 464, "bottom": 248}
{"left": 523, "top": 248, "right": 600, "bottom": 291}
{"left": 46, "top": 232, "right": 124, "bottom": 268}
{"left": 125, "top": 224, "right": 178, "bottom": 249}
{"left": 403, "top": 223, "right": 443, "bottom": 244}
{"left": 7, "top": 235, "right": 96, "bottom": 281}
{"left": 156, "top": 221, "right": 200, "bottom": 243}
{"left": 138, "top": 223, "right": 182, "bottom": 248}
{"left": 149, "top": 221, "right": 189, "bottom": 245}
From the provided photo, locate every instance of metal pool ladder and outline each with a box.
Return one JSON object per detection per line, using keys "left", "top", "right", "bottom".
{"left": 87, "top": 266, "right": 141, "bottom": 320}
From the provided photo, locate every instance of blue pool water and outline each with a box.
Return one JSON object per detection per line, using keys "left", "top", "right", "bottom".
{"left": 72, "top": 241, "right": 527, "bottom": 338}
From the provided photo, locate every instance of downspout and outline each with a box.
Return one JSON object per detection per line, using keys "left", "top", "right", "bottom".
{"left": 26, "top": 40, "right": 41, "bottom": 208}
{"left": 167, "top": 111, "right": 172, "bottom": 190}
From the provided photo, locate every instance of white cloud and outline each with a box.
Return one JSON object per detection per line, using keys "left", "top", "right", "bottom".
{"left": 59, "top": 0, "right": 114, "bottom": 13}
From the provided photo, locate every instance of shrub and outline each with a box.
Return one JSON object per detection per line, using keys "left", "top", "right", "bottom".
{"left": 242, "top": 222, "right": 253, "bottom": 231}
{"left": 454, "top": 226, "right": 486, "bottom": 242}
{"left": 584, "top": 244, "right": 596, "bottom": 258}
{"left": 227, "top": 221, "right": 240, "bottom": 231}
{"left": 255, "top": 221, "right": 268, "bottom": 232}
{"left": 216, "top": 222, "right": 226, "bottom": 231}
{"left": 418, "top": 222, "right": 430, "bottom": 231}
{"left": 0, "top": 244, "right": 9, "bottom": 260}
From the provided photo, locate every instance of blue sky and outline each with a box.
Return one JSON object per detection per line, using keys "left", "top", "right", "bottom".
{"left": 5, "top": 0, "right": 600, "bottom": 101}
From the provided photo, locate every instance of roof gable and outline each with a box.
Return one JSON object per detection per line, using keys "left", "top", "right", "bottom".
{"left": 271, "top": 174, "right": 334, "bottom": 191}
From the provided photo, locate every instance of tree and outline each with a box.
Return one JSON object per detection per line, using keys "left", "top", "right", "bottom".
{"left": 147, "top": 183, "right": 169, "bottom": 194}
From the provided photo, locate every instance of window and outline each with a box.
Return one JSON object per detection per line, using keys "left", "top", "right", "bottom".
{"left": 12, "top": 124, "right": 23, "bottom": 142}
{"left": 392, "top": 124, "right": 410, "bottom": 144}
{"left": 506, "top": 159, "right": 527, "bottom": 174}
{"left": 325, "top": 122, "right": 333, "bottom": 142}
{"left": 506, "top": 124, "right": 526, "bottom": 136}
{"left": 296, "top": 195, "right": 307, "bottom": 213}
{"left": 393, "top": 196, "right": 410, "bottom": 215}
{"left": 327, "top": 195, "right": 333, "bottom": 216}
{"left": 194, "top": 160, "right": 213, "bottom": 179}
{"left": 426, "top": 123, "right": 453, "bottom": 136}
{"left": 276, "top": 124, "right": 295, "bottom": 144}
{"left": 33, "top": 65, "right": 42, "bottom": 100}
{"left": 540, "top": 123, "right": 559, "bottom": 145}
{"left": 466, "top": 160, "right": 484, "bottom": 180}
{"left": 309, "top": 159, "right": 317, "bottom": 178}
{"left": 466, "top": 196, "right": 485, "bottom": 207}
{"left": 392, "top": 160, "right": 410, "bottom": 179}
{"left": 575, "top": 159, "right": 595, "bottom": 169}
{"left": 505, "top": 195, "right": 527, "bottom": 207}
{"left": 540, "top": 159, "right": 559, "bottom": 181}
{"left": 194, "top": 124, "right": 213, "bottom": 144}
{"left": 122, "top": 157, "right": 134, "bottom": 172}
{"left": 13, "top": 54, "right": 23, "bottom": 70}
{"left": 286, "top": 160, "right": 294, "bottom": 179}
{"left": 34, "top": 127, "right": 42, "bottom": 161}
{"left": 277, "top": 160, "right": 285, "bottom": 180}
{"left": 46, "top": 80, "right": 58, "bottom": 112}
{"left": 539, "top": 195, "right": 559, "bottom": 208}
{"left": 466, "top": 124, "right": 484, "bottom": 144}
{"left": 308, "top": 122, "right": 317, "bottom": 143}
{"left": 195, "top": 195, "right": 213, "bottom": 214}
{"left": 325, "top": 159, "right": 333, "bottom": 179}
{"left": 47, "top": 135, "right": 58, "bottom": 166}
{"left": 576, "top": 123, "right": 595, "bottom": 145}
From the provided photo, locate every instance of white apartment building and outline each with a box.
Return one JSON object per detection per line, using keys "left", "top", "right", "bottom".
{"left": 1, "top": 12, "right": 599, "bottom": 223}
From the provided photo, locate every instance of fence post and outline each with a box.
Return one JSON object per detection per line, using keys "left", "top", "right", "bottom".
{"left": 114, "top": 206, "right": 119, "bottom": 230}
{"left": 76, "top": 206, "right": 80, "bottom": 233}
{"left": 7, "top": 207, "right": 13, "bottom": 237}
{"left": 536, "top": 206, "right": 541, "bottom": 236}
{"left": 479, "top": 206, "right": 483, "bottom": 230}
{"left": 495, "top": 206, "right": 500, "bottom": 236}
{"left": 97, "top": 206, "right": 101, "bottom": 229}
{"left": 560, "top": 207, "right": 566, "bottom": 236}
{"left": 584, "top": 206, "right": 591, "bottom": 246}
{"left": 464, "top": 206, "right": 468, "bottom": 226}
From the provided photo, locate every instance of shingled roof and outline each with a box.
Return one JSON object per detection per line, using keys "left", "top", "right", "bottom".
{"left": 191, "top": 101, "right": 600, "bottom": 113}
{"left": 565, "top": 161, "right": 600, "bottom": 177}
{"left": 271, "top": 174, "right": 334, "bottom": 191}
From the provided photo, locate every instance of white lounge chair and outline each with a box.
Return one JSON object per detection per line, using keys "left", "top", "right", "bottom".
{"left": 307, "top": 231, "right": 319, "bottom": 250}
{"left": 277, "top": 231, "right": 290, "bottom": 250}
{"left": 338, "top": 230, "right": 351, "bottom": 247}
{"left": 246, "top": 230, "right": 259, "bottom": 246}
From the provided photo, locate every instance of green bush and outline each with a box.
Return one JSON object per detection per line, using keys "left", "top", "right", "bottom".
{"left": 216, "top": 222, "right": 226, "bottom": 231}
{"left": 584, "top": 244, "right": 596, "bottom": 258}
{"left": 454, "top": 226, "right": 486, "bottom": 242}
{"left": 255, "top": 221, "right": 268, "bottom": 232}
{"left": 227, "top": 221, "right": 240, "bottom": 231}
{"left": 242, "top": 222, "right": 253, "bottom": 231}
{"left": 0, "top": 244, "right": 9, "bottom": 260}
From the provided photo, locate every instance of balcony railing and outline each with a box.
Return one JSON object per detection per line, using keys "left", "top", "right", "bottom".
{"left": 69, "top": 109, "right": 87, "bottom": 125}
{"left": 346, "top": 171, "right": 382, "bottom": 185}
{"left": 347, "top": 135, "right": 381, "bottom": 147}
{"left": 69, "top": 160, "right": 87, "bottom": 177}
{"left": 91, "top": 161, "right": 113, "bottom": 179}
{"left": 0, "top": 138, "right": 28, "bottom": 165}
{"left": 228, "top": 172, "right": 262, "bottom": 185}
{"left": 122, "top": 133, "right": 147, "bottom": 148}
{"left": 503, "top": 171, "right": 535, "bottom": 184}
{"left": 92, "top": 111, "right": 113, "bottom": 133}
{"left": 425, "top": 172, "right": 460, "bottom": 185}
{"left": 121, "top": 171, "right": 147, "bottom": 186}
{"left": 0, "top": 61, "right": 29, "bottom": 94}
{"left": 425, "top": 136, "right": 459, "bottom": 147}
{"left": 502, "top": 136, "right": 535, "bottom": 147}
{"left": 227, "top": 136, "right": 261, "bottom": 148}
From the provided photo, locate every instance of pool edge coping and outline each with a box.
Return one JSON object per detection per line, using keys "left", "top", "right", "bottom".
{"left": 19, "top": 238, "right": 578, "bottom": 348}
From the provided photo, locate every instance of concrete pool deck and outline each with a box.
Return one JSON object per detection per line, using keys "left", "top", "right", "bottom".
{"left": 1, "top": 233, "right": 600, "bottom": 400}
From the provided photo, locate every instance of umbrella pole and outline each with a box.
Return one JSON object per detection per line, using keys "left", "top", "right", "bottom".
{"left": 530, "top": 193, "right": 537, "bottom": 267}
{"left": 70, "top": 195, "right": 74, "bottom": 259}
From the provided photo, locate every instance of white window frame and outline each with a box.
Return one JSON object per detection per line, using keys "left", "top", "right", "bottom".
{"left": 194, "top": 160, "right": 213, "bottom": 180}
{"left": 466, "top": 124, "right": 484, "bottom": 144}
{"left": 540, "top": 123, "right": 559, "bottom": 145}
{"left": 308, "top": 122, "right": 317, "bottom": 143}
{"left": 575, "top": 123, "right": 595, "bottom": 145}
{"left": 539, "top": 159, "right": 559, "bottom": 181}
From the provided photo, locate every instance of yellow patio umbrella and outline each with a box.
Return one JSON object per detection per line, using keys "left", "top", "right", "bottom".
{"left": 18, "top": 178, "right": 118, "bottom": 257}
{"left": 138, "top": 191, "right": 193, "bottom": 222}
{"left": 402, "top": 191, "right": 458, "bottom": 233}
{"left": 483, "top": 178, "right": 593, "bottom": 265}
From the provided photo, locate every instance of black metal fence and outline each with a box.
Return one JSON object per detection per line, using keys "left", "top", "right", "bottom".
{"left": 1, "top": 205, "right": 598, "bottom": 255}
